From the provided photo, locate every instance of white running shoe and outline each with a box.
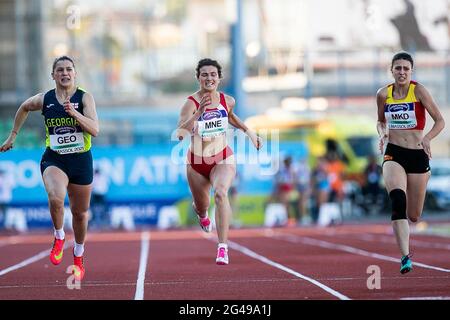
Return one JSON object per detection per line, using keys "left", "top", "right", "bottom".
{"left": 216, "top": 246, "right": 229, "bottom": 265}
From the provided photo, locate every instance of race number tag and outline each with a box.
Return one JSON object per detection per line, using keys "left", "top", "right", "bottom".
{"left": 385, "top": 103, "right": 417, "bottom": 129}
{"left": 198, "top": 110, "right": 228, "bottom": 139}
{"left": 49, "top": 126, "right": 85, "bottom": 154}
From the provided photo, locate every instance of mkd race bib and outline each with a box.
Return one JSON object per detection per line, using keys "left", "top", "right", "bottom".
{"left": 198, "top": 109, "right": 228, "bottom": 139}
{"left": 385, "top": 102, "right": 417, "bottom": 129}
{"left": 49, "top": 126, "right": 85, "bottom": 154}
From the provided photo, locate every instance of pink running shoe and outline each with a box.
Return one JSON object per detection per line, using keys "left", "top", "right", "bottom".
{"left": 216, "top": 246, "right": 229, "bottom": 265}
{"left": 193, "top": 202, "right": 212, "bottom": 233}
{"left": 198, "top": 215, "right": 212, "bottom": 233}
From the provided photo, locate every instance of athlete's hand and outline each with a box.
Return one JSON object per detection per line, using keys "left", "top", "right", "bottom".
{"left": 378, "top": 134, "right": 387, "bottom": 155}
{"left": 198, "top": 93, "right": 212, "bottom": 113}
{"left": 248, "top": 131, "right": 263, "bottom": 150}
{"left": 420, "top": 136, "right": 432, "bottom": 159}
{"left": 0, "top": 133, "right": 16, "bottom": 152}
{"left": 63, "top": 96, "right": 76, "bottom": 117}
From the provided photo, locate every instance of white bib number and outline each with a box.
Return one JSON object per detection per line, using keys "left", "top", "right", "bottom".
{"left": 386, "top": 110, "right": 417, "bottom": 129}
{"left": 50, "top": 131, "right": 85, "bottom": 154}
{"left": 198, "top": 117, "right": 228, "bottom": 139}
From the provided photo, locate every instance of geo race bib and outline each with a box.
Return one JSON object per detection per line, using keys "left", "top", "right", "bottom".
{"left": 49, "top": 126, "right": 85, "bottom": 154}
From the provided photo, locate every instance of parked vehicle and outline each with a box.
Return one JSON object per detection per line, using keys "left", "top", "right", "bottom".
{"left": 426, "top": 158, "right": 450, "bottom": 211}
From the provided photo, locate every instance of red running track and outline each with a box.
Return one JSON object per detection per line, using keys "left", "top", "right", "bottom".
{"left": 0, "top": 223, "right": 449, "bottom": 300}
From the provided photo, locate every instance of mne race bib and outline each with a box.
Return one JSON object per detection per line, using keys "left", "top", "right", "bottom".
{"left": 197, "top": 109, "right": 228, "bottom": 139}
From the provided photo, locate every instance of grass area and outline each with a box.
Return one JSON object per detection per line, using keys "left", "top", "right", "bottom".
{"left": 176, "top": 194, "right": 269, "bottom": 227}
{"left": 413, "top": 222, "right": 450, "bottom": 237}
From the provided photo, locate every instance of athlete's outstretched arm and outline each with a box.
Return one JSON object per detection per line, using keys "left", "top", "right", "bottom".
{"left": 226, "top": 95, "right": 263, "bottom": 150}
{"left": 65, "top": 92, "right": 99, "bottom": 137}
{"left": 0, "top": 93, "right": 44, "bottom": 152}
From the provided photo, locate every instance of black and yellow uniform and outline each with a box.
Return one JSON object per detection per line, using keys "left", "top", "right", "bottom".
{"left": 40, "top": 88, "right": 93, "bottom": 185}
{"left": 382, "top": 80, "right": 430, "bottom": 174}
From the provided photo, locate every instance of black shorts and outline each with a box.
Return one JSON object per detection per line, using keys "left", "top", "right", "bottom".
{"left": 383, "top": 143, "right": 430, "bottom": 174}
{"left": 40, "top": 148, "right": 93, "bottom": 185}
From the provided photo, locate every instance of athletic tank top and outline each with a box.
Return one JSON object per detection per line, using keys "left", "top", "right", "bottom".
{"left": 42, "top": 87, "right": 91, "bottom": 154}
{"left": 384, "top": 81, "right": 425, "bottom": 130}
{"left": 188, "top": 92, "right": 229, "bottom": 139}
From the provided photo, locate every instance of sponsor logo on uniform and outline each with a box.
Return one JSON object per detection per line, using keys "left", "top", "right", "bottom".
{"left": 46, "top": 104, "right": 54, "bottom": 108}
{"left": 388, "top": 104, "right": 409, "bottom": 112}
{"left": 384, "top": 155, "right": 393, "bottom": 161}
{"left": 203, "top": 110, "right": 221, "bottom": 120}
{"left": 72, "top": 103, "right": 79, "bottom": 109}
{"left": 55, "top": 126, "right": 76, "bottom": 135}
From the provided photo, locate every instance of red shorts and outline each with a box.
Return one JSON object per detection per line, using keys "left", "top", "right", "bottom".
{"left": 188, "top": 146, "right": 233, "bottom": 179}
{"left": 279, "top": 183, "right": 294, "bottom": 193}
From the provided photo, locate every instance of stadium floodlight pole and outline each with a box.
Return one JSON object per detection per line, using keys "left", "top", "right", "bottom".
{"left": 227, "top": 0, "right": 247, "bottom": 119}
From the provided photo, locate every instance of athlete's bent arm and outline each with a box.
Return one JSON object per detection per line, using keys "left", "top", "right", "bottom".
{"left": 376, "top": 87, "right": 388, "bottom": 154}
{"left": 415, "top": 84, "right": 445, "bottom": 158}
{"left": 0, "top": 93, "right": 44, "bottom": 152}
{"left": 176, "top": 98, "right": 209, "bottom": 140}
{"left": 226, "top": 96, "right": 263, "bottom": 150}
{"left": 64, "top": 92, "right": 99, "bottom": 137}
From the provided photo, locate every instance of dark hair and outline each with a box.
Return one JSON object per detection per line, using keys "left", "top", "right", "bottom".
{"left": 196, "top": 58, "right": 222, "bottom": 79}
{"left": 391, "top": 51, "right": 414, "bottom": 69}
{"left": 52, "top": 56, "right": 75, "bottom": 72}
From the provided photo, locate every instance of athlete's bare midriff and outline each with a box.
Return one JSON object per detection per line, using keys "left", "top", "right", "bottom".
{"left": 190, "top": 134, "right": 228, "bottom": 157}
{"left": 388, "top": 129, "right": 424, "bottom": 149}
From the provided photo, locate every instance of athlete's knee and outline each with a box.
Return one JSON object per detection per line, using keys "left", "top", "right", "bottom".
{"left": 72, "top": 209, "right": 89, "bottom": 221}
{"left": 70, "top": 203, "right": 89, "bottom": 217}
{"left": 389, "top": 189, "right": 407, "bottom": 220}
{"left": 409, "top": 216, "right": 419, "bottom": 223}
{"left": 47, "top": 192, "right": 65, "bottom": 209}
{"left": 214, "top": 187, "right": 229, "bottom": 203}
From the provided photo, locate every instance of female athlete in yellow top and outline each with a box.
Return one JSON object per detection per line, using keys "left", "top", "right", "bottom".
{"left": 376, "top": 51, "right": 445, "bottom": 274}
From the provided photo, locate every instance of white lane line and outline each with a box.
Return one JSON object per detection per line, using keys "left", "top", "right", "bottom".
{"left": 134, "top": 231, "right": 150, "bottom": 300}
{"left": 0, "top": 242, "right": 72, "bottom": 277}
{"left": 274, "top": 232, "right": 450, "bottom": 273}
{"left": 350, "top": 233, "right": 450, "bottom": 251}
{"left": 0, "top": 249, "right": 49, "bottom": 277}
{"left": 401, "top": 296, "right": 450, "bottom": 300}
{"left": 227, "top": 240, "right": 351, "bottom": 300}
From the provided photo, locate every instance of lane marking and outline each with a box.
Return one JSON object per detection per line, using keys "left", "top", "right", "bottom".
{"left": 134, "top": 231, "right": 150, "bottom": 300}
{"left": 225, "top": 239, "right": 350, "bottom": 300}
{"left": 0, "top": 242, "right": 72, "bottom": 277}
{"left": 349, "top": 233, "right": 450, "bottom": 251}
{"left": 401, "top": 296, "right": 450, "bottom": 300}
{"left": 2, "top": 274, "right": 449, "bottom": 290}
{"left": 0, "top": 249, "right": 49, "bottom": 277}
{"left": 274, "top": 232, "right": 450, "bottom": 273}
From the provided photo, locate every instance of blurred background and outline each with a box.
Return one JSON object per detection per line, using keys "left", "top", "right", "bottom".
{"left": 0, "top": 0, "right": 449, "bottom": 231}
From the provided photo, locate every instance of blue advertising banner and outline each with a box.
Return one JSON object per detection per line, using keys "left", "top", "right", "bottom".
{"left": 0, "top": 138, "right": 307, "bottom": 206}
